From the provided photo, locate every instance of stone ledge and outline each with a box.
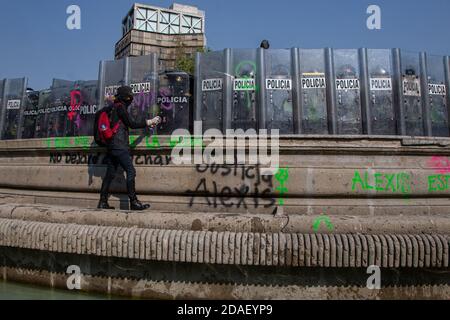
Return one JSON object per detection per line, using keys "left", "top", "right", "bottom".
{"left": 0, "top": 218, "right": 448, "bottom": 268}
{"left": 1, "top": 199, "right": 450, "bottom": 234}
{"left": 2, "top": 266, "right": 449, "bottom": 300}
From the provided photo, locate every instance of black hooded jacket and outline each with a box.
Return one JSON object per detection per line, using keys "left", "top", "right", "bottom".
{"left": 108, "top": 101, "right": 147, "bottom": 151}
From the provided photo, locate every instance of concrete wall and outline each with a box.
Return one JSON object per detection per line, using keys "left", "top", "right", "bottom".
{"left": 0, "top": 205, "right": 448, "bottom": 299}
{"left": 0, "top": 136, "right": 449, "bottom": 299}
{"left": 1, "top": 135, "right": 450, "bottom": 215}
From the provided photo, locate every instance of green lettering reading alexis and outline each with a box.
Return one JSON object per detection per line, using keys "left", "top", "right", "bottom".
{"left": 352, "top": 171, "right": 411, "bottom": 195}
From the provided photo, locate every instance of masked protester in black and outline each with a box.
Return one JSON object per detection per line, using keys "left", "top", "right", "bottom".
{"left": 98, "top": 86, "right": 159, "bottom": 211}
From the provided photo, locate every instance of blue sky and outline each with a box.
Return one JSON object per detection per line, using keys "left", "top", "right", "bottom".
{"left": 0, "top": 0, "right": 449, "bottom": 89}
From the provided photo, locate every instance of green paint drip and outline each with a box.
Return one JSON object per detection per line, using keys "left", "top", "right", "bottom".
{"left": 312, "top": 215, "right": 334, "bottom": 232}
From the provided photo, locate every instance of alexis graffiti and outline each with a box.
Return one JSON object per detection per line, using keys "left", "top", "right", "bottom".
{"left": 351, "top": 171, "right": 411, "bottom": 194}
{"left": 351, "top": 169, "right": 450, "bottom": 194}
{"left": 186, "top": 163, "right": 276, "bottom": 209}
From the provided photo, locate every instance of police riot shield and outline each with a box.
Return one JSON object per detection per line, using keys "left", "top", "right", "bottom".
{"left": 99, "top": 58, "right": 126, "bottom": 108}
{"left": 196, "top": 50, "right": 225, "bottom": 132}
{"left": 298, "top": 49, "right": 328, "bottom": 134}
{"left": 0, "top": 80, "right": 4, "bottom": 137}
{"left": 426, "top": 54, "right": 448, "bottom": 137}
{"left": 231, "top": 49, "right": 258, "bottom": 131}
{"left": 99, "top": 55, "right": 159, "bottom": 136}
{"left": 1, "top": 78, "right": 27, "bottom": 140}
{"left": 34, "top": 90, "right": 51, "bottom": 138}
{"left": 64, "top": 80, "right": 99, "bottom": 137}
{"left": 45, "top": 79, "right": 74, "bottom": 138}
{"left": 263, "top": 49, "right": 294, "bottom": 134}
{"left": 127, "top": 55, "right": 158, "bottom": 136}
{"left": 0, "top": 80, "right": 4, "bottom": 117}
{"left": 21, "top": 89, "right": 40, "bottom": 139}
{"left": 400, "top": 51, "right": 425, "bottom": 136}
{"left": 366, "top": 49, "right": 396, "bottom": 135}
{"left": 157, "top": 71, "right": 192, "bottom": 135}
{"left": 333, "top": 50, "right": 363, "bottom": 135}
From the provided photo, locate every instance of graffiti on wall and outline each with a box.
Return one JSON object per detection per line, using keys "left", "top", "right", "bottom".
{"left": 46, "top": 136, "right": 91, "bottom": 150}
{"left": 427, "top": 156, "right": 450, "bottom": 174}
{"left": 274, "top": 167, "right": 289, "bottom": 206}
{"left": 186, "top": 163, "right": 276, "bottom": 209}
{"left": 49, "top": 152, "right": 172, "bottom": 166}
{"left": 351, "top": 170, "right": 412, "bottom": 195}
{"left": 46, "top": 134, "right": 204, "bottom": 154}
{"left": 351, "top": 168, "right": 450, "bottom": 194}
{"left": 68, "top": 88, "right": 82, "bottom": 122}
{"left": 428, "top": 174, "right": 450, "bottom": 192}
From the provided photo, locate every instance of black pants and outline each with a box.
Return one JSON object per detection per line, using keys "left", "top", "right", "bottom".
{"left": 100, "top": 149, "right": 137, "bottom": 200}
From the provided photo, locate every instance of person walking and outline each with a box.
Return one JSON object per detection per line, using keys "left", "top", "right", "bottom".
{"left": 97, "top": 86, "right": 160, "bottom": 211}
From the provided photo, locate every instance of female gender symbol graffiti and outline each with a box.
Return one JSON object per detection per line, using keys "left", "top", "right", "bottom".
{"left": 133, "top": 90, "right": 155, "bottom": 112}
{"left": 234, "top": 60, "right": 257, "bottom": 77}
{"left": 159, "top": 87, "right": 175, "bottom": 111}
{"left": 68, "top": 88, "right": 82, "bottom": 122}
{"left": 234, "top": 60, "right": 258, "bottom": 111}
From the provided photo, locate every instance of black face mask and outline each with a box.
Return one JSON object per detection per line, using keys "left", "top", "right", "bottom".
{"left": 121, "top": 96, "right": 133, "bottom": 107}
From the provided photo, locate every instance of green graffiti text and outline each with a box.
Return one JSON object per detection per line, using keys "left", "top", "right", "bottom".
{"left": 351, "top": 171, "right": 411, "bottom": 195}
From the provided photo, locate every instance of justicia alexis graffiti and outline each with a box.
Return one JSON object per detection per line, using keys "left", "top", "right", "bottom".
{"left": 186, "top": 163, "right": 276, "bottom": 210}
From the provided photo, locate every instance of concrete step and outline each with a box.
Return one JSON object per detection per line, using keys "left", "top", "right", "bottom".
{"left": 1, "top": 187, "right": 450, "bottom": 216}
{"left": 0, "top": 198, "right": 448, "bottom": 299}
{"left": 0, "top": 196, "right": 449, "bottom": 235}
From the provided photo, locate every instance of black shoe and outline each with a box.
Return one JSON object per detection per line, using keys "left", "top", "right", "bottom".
{"left": 130, "top": 199, "right": 151, "bottom": 211}
{"left": 97, "top": 200, "right": 115, "bottom": 210}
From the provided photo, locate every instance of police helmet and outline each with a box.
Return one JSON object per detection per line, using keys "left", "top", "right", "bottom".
{"left": 405, "top": 67, "right": 416, "bottom": 76}
{"left": 337, "top": 64, "right": 356, "bottom": 78}
{"left": 372, "top": 66, "right": 389, "bottom": 77}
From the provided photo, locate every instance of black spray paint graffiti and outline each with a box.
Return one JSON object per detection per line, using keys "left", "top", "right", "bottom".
{"left": 49, "top": 153, "right": 172, "bottom": 166}
{"left": 49, "top": 153, "right": 100, "bottom": 165}
{"left": 186, "top": 163, "right": 276, "bottom": 209}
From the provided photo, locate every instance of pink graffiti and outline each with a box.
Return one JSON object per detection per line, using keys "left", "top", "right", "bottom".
{"left": 68, "top": 89, "right": 82, "bottom": 122}
{"left": 133, "top": 90, "right": 154, "bottom": 112}
{"left": 129, "top": 88, "right": 177, "bottom": 113}
{"left": 159, "top": 87, "right": 174, "bottom": 111}
{"left": 427, "top": 156, "right": 450, "bottom": 174}
{"left": 75, "top": 113, "right": 82, "bottom": 129}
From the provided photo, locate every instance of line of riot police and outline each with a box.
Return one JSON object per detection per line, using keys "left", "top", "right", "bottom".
{"left": 1, "top": 48, "right": 450, "bottom": 141}
{"left": 195, "top": 48, "right": 450, "bottom": 137}
{"left": 0, "top": 54, "right": 194, "bottom": 140}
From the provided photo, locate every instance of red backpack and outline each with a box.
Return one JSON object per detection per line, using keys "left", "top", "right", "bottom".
{"left": 94, "top": 105, "right": 121, "bottom": 146}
